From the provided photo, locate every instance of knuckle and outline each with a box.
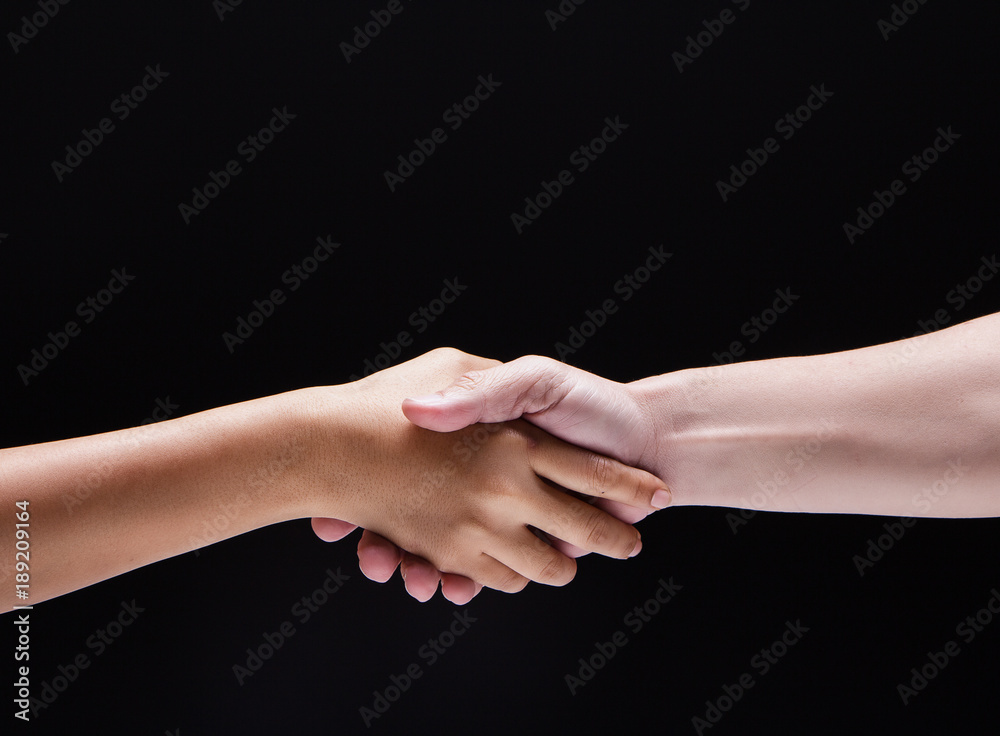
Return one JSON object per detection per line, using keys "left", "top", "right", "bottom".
{"left": 515, "top": 422, "right": 541, "bottom": 452}
{"left": 507, "top": 356, "right": 571, "bottom": 411}
{"left": 582, "top": 509, "right": 611, "bottom": 549}
{"left": 553, "top": 497, "right": 589, "bottom": 534}
{"left": 516, "top": 354, "right": 558, "bottom": 371}
{"left": 625, "top": 469, "right": 651, "bottom": 507}
{"left": 621, "top": 530, "right": 639, "bottom": 558}
{"left": 451, "top": 371, "right": 484, "bottom": 393}
{"left": 497, "top": 569, "right": 528, "bottom": 594}
{"left": 536, "top": 554, "right": 574, "bottom": 587}
{"left": 429, "top": 346, "right": 464, "bottom": 361}
{"left": 588, "top": 454, "right": 614, "bottom": 494}
{"left": 492, "top": 424, "right": 526, "bottom": 448}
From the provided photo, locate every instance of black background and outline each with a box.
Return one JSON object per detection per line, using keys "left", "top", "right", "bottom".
{"left": 3, "top": 1, "right": 1000, "bottom": 734}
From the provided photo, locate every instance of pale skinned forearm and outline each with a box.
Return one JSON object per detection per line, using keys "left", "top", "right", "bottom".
{"left": 631, "top": 312, "right": 1000, "bottom": 517}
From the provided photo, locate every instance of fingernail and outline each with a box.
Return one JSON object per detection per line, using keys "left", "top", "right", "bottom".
{"left": 652, "top": 488, "right": 672, "bottom": 509}
{"left": 406, "top": 394, "right": 447, "bottom": 406}
{"left": 629, "top": 538, "right": 642, "bottom": 558}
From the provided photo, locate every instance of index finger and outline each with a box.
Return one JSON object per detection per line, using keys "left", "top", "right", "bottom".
{"left": 524, "top": 425, "right": 672, "bottom": 512}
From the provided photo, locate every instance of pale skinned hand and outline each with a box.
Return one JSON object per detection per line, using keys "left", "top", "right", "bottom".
{"left": 309, "top": 350, "right": 667, "bottom": 599}
{"left": 312, "top": 354, "right": 667, "bottom": 603}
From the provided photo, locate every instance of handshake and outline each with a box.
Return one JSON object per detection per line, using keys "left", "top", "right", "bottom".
{"left": 7, "top": 312, "right": 994, "bottom": 614}
{"left": 303, "top": 348, "right": 669, "bottom": 606}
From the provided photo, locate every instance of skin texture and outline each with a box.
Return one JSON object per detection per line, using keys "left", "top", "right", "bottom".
{"left": 337, "top": 312, "right": 1000, "bottom": 602}
{"left": 0, "top": 349, "right": 668, "bottom": 613}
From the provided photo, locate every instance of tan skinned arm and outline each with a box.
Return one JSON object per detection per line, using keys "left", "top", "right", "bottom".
{"left": 0, "top": 349, "right": 666, "bottom": 613}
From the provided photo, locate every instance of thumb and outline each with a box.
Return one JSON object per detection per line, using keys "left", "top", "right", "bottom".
{"left": 402, "top": 356, "right": 574, "bottom": 432}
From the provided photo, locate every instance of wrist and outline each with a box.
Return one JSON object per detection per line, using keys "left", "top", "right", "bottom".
{"left": 288, "top": 381, "right": 401, "bottom": 525}
{"left": 205, "top": 386, "right": 350, "bottom": 526}
{"left": 629, "top": 359, "right": 840, "bottom": 510}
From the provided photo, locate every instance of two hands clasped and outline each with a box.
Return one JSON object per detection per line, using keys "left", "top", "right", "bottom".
{"left": 5, "top": 312, "right": 997, "bottom": 613}
{"left": 305, "top": 348, "right": 669, "bottom": 606}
